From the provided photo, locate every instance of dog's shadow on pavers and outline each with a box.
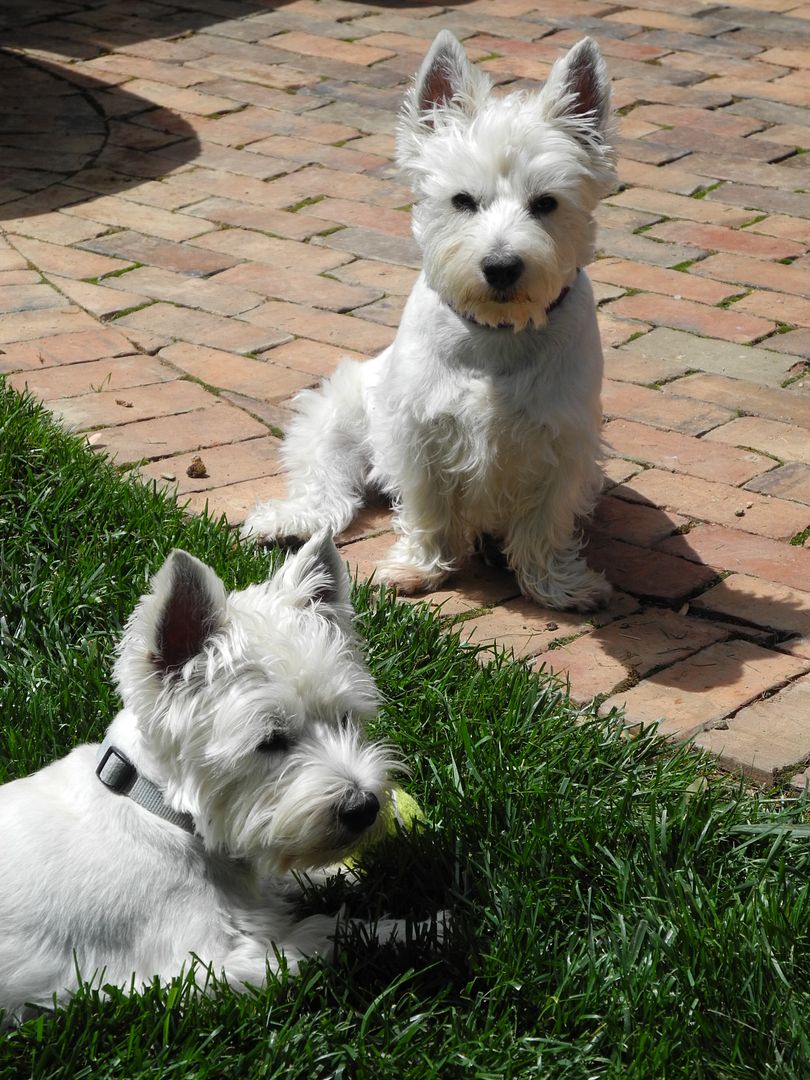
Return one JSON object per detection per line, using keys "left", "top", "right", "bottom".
{"left": 565, "top": 487, "right": 810, "bottom": 743}
{"left": 357, "top": 483, "right": 810, "bottom": 747}
{"left": 0, "top": 50, "right": 200, "bottom": 218}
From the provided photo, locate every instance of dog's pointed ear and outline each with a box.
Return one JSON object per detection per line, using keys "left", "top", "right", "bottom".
{"left": 145, "top": 550, "right": 228, "bottom": 674}
{"left": 540, "top": 38, "right": 612, "bottom": 140}
{"left": 414, "top": 31, "right": 485, "bottom": 117}
{"left": 273, "top": 530, "right": 352, "bottom": 614}
{"left": 397, "top": 31, "right": 491, "bottom": 169}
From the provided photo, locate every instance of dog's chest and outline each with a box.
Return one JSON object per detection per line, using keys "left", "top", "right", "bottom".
{"left": 431, "top": 372, "right": 557, "bottom": 514}
{"left": 451, "top": 374, "right": 534, "bottom": 452}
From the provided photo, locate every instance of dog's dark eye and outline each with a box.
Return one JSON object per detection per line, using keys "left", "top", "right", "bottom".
{"left": 529, "top": 195, "right": 558, "bottom": 217}
{"left": 339, "top": 713, "right": 350, "bottom": 731}
{"left": 452, "top": 192, "right": 478, "bottom": 213}
{"left": 257, "top": 731, "right": 290, "bottom": 753}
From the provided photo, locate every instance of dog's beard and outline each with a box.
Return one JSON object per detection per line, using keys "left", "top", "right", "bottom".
{"left": 414, "top": 188, "right": 592, "bottom": 331}
{"left": 436, "top": 279, "right": 569, "bottom": 330}
{"left": 454, "top": 291, "right": 552, "bottom": 330}
{"left": 200, "top": 787, "right": 378, "bottom": 874}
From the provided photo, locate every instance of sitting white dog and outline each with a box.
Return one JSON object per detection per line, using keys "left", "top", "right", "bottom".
{"left": 0, "top": 534, "right": 431, "bottom": 1025}
{"left": 243, "top": 32, "right": 617, "bottom": 612}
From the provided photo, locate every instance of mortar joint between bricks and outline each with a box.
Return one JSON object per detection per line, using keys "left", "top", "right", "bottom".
{"left": 738, "top": 445, "right": 783, "bottom": 465}
{"left": 691, "top": 181, "right": 724, "bottom": 200}
{"left": 609, "top": 668, "right": 641, "bottom": 696}
{"left": 442, "top": 605, "right": 495, "bottom": 627}
{"left": 773, "top": 765, "right": 810, "bottom": 793}
{"left": 789, "top": 523, "right": 810, "bottom": 546}
{"left": 751, "top": 324, "right": 797, "bottom": 346}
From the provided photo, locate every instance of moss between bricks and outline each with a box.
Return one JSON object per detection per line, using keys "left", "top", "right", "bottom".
{"left": 84, "top": 261, "right": 144, "bottom": 285}
{"left": 286, "top": 195, "right": 326, "bottom": 213}
{"left": 739, "top": 214, "right": 769, "bottom": 228}
{"left": 716, "top": 292, "right": 751, "bottom": 309}
{"left": 691, "top": 181, "right": 723, "bottom": 200}
{"left": 108, "top": 300, "right": 156, "bottom": 321}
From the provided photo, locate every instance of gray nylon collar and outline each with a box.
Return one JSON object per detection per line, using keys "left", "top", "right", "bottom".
{"left": 96, "top": 736, "right": 195, "bottom": 834}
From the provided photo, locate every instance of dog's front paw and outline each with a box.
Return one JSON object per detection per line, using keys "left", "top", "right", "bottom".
{"left": 566, "top": 573, "right": 613, "bottom": 613}
{"left": 517, "top": 561, "right": 612, "bottom": 613}
{"left": 376, "top": 561, "right": 448, "bottom": 595}
{"left": 378, "top": 552, "right": 453, "bottom": 596}
{"left": 241, "top": 503, "right": 315, "bottom": 547}
{"left": 375, "top": 535, "right": 455, "bottom": 595}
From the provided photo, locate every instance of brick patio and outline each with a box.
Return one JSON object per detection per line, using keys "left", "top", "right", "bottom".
{"left": 3, "top": 0, "right": 810, "bottom": 787}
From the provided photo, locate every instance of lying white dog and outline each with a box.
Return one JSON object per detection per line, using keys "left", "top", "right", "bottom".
{"left": 0, "top": 535, "right": 441, "bottom": 1025}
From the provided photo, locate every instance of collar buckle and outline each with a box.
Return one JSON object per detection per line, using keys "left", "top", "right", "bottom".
{"left": 96, "top": 744, "right": 136, "bottom": 792}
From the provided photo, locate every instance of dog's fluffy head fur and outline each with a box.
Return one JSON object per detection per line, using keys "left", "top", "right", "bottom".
{"left": 114, "top": 534, "right": 397, "bottom": 872}
{"left": 397, "top": 32, "right": 616, "bottom": 330}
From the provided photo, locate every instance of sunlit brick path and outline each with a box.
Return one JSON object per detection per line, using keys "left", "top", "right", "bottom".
{"left": 3, "top": 0, "right": 810, "bottom": 784}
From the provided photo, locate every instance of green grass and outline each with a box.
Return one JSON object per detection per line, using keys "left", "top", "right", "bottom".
{"left": 3, "top": 384, "right": 810, "bottom": 1077}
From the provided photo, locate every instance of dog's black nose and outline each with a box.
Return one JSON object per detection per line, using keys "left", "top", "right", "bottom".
{"left": 338, "top": 790, "right": 380, "bottom": 833}
{"left": 481, "top": 254, "right": 524, "bottom": 290}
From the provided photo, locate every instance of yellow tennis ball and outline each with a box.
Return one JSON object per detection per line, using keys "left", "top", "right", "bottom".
{"left": 386, "top": 785, "right": 425, "bottom": 832}
{"left": 344, "top": 785, "right": 425, "bottom": 867}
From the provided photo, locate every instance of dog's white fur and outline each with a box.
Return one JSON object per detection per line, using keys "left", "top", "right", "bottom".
{"left": 0, "top": 535, "right": 422, "bottom": 1025}
{"left": 242, "top": 32, "right": 617, "bottom": 612}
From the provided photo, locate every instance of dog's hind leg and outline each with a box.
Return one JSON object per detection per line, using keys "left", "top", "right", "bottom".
{"left": 242, "top": 359, "right": 371, "bottom": 545}
{"left": 219, "top": 909, "right": 447, "bottom": 990}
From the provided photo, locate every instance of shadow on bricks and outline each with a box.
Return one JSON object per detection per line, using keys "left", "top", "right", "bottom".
{"left": 0, "top": 51, "right": 200, "bottom": 217}
{"left": 328, "top": 478, "right": 810, "bottom": 738}
{"left": 0, "top": 0, "right": 482, "bottom": 63}
{"left": 572, "top": 486, "right": 810, "bottom": 747}
{"left": 0, "top": 0, "right": 301, "bottom": 61}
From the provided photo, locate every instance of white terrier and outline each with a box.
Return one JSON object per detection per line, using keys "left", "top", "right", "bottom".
{"left": 0, "top": 534, "right": 428, "bottom": 1025}
{"left": 243, "top": 32, "right": 617, "bottom": 612}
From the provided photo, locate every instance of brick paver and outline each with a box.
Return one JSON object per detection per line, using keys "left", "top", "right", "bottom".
{"left": 4, "top": 0, "right": 810, "bottom": 787}
{"left": 600, "top": 642, "right": 810, "bottom": 741}
{"left": 695, "top": 677, "right": 810, "bottom": 784}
